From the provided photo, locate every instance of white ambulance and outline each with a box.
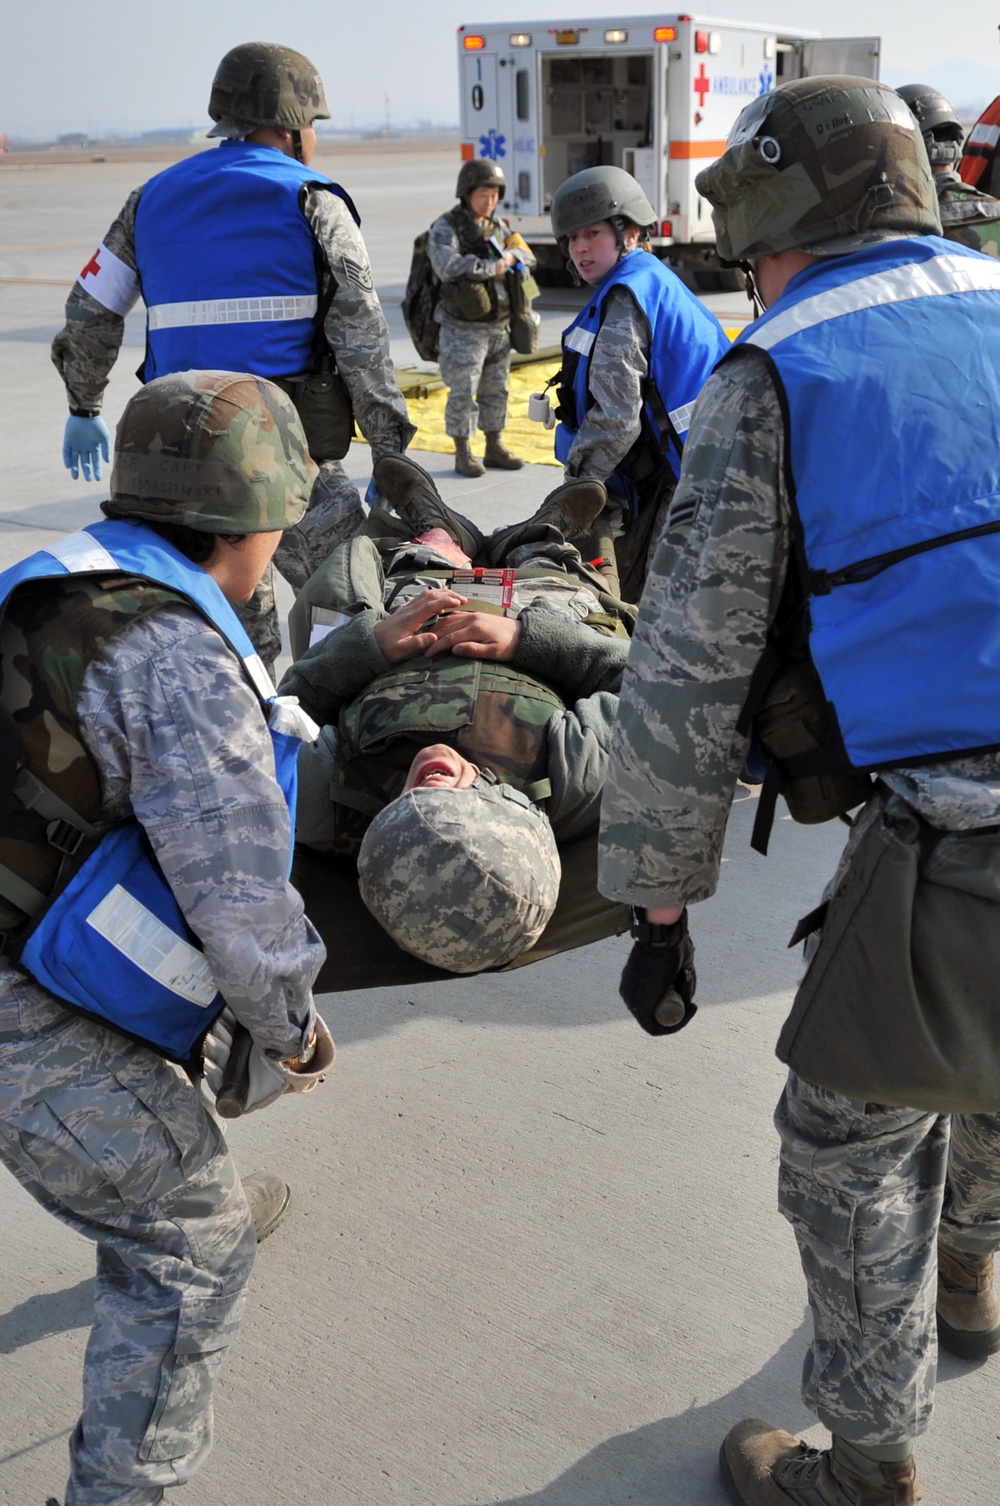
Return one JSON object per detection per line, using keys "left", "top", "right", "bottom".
{"left": 456, "top": 14, "right": 880, "bottom": 283}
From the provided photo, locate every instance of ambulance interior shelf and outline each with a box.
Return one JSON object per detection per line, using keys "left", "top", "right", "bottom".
{"left": 542, "top": 53, "right": 652, "bottom": 207}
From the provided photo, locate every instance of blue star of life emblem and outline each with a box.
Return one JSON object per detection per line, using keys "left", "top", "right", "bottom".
{"left": 478, "top": 128, "right": 507, "bottom": 159}
{"left": 758, "top": 65, "right": 775, "bottom": 95}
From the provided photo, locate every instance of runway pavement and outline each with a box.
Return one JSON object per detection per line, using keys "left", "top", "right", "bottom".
{"left": 1, "top": 143, "right": 995, "bottom": 1506}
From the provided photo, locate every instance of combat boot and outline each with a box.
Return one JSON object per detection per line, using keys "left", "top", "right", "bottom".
{"left": 243, "top": 1170, "right": 291, "bottom": 1243}
{"left": 372, "top": 454, "right": 486, "bottom": 559}
{"left": 937, "top": 1242, "right": 1000, "bottom": 1358}
{"left": 526, "top": 479, "right": 608, "bottom": 541}
{"left": 454, "top": 436, "right": 485, "bottom": 478}
{"left": 483, "top": 431, "right": 523, "bottom": 470}
{"left": 719, "top": 1419, "right": 919, "bottom": 1506}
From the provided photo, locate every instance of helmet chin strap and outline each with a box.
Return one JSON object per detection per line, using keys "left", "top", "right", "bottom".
{"left": 739, "top": 260, "right": 765, "bottom": 318}
{"left": 291, "top": 128, "right": 305, "bottom": 163}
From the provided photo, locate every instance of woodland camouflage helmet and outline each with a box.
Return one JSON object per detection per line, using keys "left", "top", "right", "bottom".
{"left": 456, "top": 158, "right": 507, "bottom": 200}
{"left": 897, "top": 83, "right": 965, "bottom": 167}
{"left": 356, "top": 778, "right": 561, "bottom": 974}
{"left": 206, "top": 41, "right": 330, "bottom": 134}
{"left": 550, "top": 165, "right": 657, "bottom": 240}
{"left": 695, "top": 75, "right": 941, "bottom": 263}
{"left": 107, "top": 371, "right": 314, "bottom": 533}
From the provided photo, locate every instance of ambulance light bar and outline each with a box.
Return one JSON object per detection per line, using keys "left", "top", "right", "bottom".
{"left": 654, "top": 26, "right": 678, "bottom": 43}
{"left": 463, "top": 35, "right": 485, "bottom": 51}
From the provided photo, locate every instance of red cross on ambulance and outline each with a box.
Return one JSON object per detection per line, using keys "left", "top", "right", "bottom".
{"left": 694, "top": 64, "right": 710, "bottom": 108}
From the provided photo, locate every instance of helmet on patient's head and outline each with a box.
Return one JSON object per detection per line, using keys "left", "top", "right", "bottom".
{"left": 356, "top": 776, "right": 561, "bottom": 974}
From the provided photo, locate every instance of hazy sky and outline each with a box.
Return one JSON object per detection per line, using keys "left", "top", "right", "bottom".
{"left": 4, "top": 0, "right": 1000, "bottom": 138}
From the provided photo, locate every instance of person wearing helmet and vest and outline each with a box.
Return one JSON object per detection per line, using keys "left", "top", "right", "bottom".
{"left": 597, "top": 75, "right": 1000, "bottom": 1505}
{"left": 427, "top": 158, "right": 536, "bottom": 478}
{"left": 51, "top": 41, "right": 415, "bottom": 675}
{"left": 280, "top": 452, "right": 632, "bottom": 973}
{"left": 897, "top": 82, "right": 1000, "bottom": 258}
{"left": 0, "top": 370, "right": 332, "bottom": 1506}
{"left": 549, "top": 165, "right": 730, "bottom": 602}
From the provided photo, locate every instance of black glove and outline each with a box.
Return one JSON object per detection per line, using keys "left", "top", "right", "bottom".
{"left": 619, "top": 911, "right": 697, "bottom": 1036}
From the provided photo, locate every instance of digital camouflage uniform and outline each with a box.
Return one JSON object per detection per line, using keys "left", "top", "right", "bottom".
{"left": 427, "top": 208, "right": 534, "bottom": 439}
{"left": 51, "top": 181, "right": 415, "bottom": 670}
{"left": 281, "top": 521, "right": 630, "bottom": 861}
{"left": 934, "top": 169, "right": 1000, "bottom": 259}
{"left": 0, "top": 602, "right": 325, "bottom": 1506}
{"left": 598, "top": 349, "right": 1000, "bottom": 1447}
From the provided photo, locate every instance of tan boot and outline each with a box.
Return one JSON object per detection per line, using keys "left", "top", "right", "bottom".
{"left": 719, "top": 1419, "right": 919, "bottom": 1506}
{"left": 526, "top": 479, "right": 607, "bottom": 540}
{"left": 937, "top": 1243, "right": 1000, "bottom": 1358}
{"left": 483, "top": 431, "right": 523, "bottom": 470}
{"left": 243, "top": 1170, "right": 291, "bottom": 1243}
{"left": 454, "top": 436, "right": 485, "bottom": 478}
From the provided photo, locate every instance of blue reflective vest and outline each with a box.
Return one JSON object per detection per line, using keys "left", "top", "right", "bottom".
{"left": 734, "top": 235, "right": 1000, "bottom": 773}
{"left": 555, "top": 250, "right": 729, "bottom": 485}
{"left": 134, "top": 141, "right": 358, "bottom": 381}
{"left": 0, "top": 520, "right": 305, "bottom": 1063}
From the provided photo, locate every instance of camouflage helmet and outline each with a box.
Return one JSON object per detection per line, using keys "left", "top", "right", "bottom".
{"left": 107, "top": 371, "right": 314, "bottom": 533}
{"left": 550, "top": 166, "right": 657, "bottom": 239}
{"left": 896, "top": 83, "right": 964, "bottom": 167}
{"left": 456, "top": 157, "right": 507, "bottom": 201}
{"left": 695, "top": 75, "right": 941, "bottom": 263}
{"left": 356, "top": 779, "right": 561, "bottom": 974}
{"left": 206, "top": 41, "right": 330, "bottom": 135}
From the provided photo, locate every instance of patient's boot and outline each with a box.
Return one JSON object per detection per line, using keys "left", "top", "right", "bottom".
{"left": 526, "top": 479, "right": 607, "bottom": 540}
{"left": 372, "top": 454, "right": 486, "bottom": 559}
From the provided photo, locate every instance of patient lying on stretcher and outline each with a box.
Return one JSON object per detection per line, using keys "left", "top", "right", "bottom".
{"left": 279, "top": 455, "right": 633, "bottom": 974}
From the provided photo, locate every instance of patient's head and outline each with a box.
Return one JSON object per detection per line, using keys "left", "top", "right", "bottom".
{"left": 357, "top": 763, "right": 561, "bottom": 974}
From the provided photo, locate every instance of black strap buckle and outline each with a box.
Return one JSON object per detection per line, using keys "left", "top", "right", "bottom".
{"left": 46, "top": 818, "right": 86, "bottom": 856}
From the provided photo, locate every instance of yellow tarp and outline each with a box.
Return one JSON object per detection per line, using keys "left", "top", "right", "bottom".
{"left": 392, "top": 323, "right": 742, "bottom": 469}
{"left": 396, "top": 357, "right": 563, "bottom": 467}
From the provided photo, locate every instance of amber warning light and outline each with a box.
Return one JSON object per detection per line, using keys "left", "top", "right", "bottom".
{"left": 463, "top": 35, "right": 485, "bottom": 51}
{"left": 654, "top": 26, "right": 678, "bottom": 42}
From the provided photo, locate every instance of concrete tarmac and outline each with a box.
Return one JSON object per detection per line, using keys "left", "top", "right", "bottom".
{"left": 1, "top": 144, "right": 995, "bottom": 1506}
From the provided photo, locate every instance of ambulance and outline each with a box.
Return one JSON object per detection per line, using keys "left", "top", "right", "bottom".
{"left": 456, "top": 14, "right": 880, "bottom": 283}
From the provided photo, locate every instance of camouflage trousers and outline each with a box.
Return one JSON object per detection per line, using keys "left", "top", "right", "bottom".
{"left": 0, "top": 967, "right": 255, "bottom": 1506}
{"left": 437, "top": 314, "right": 511, "bottom": 438}
{"left": 236, "top": 457, "right": 367, "bottom": 674}
{"left": 776, "top": 1072, "right": 1000, "bottom": 1446}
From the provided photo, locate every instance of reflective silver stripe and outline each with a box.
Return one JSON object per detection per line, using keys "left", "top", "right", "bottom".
{"left": 147, "top": 294, "right": 318, "bottom": 330}
{"left": 969, "top": 122, "right": 1000, "bottom": 149}
{"left": 46, "top": 532, "right": 119, "bottom": 574}
{"left": 667, "top": 400, "right": 695, "bottom": 436}
{"left": 743, "top": 252, "right": 1000, "bottom": 353}
{"left": 243, "top": 654, "right": 276, "bottom": 703}
{"left": 565, "top": 326, "right": 596, "bottom": 356}
{"left": 86, "top": 886, "right": 219, "bottom": 1007}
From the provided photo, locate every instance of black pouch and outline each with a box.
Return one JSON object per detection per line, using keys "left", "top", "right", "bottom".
{"left": 777, "top": 792, "right": 1000, "bottom": 1113}
{"left": 272, "top": 369, "right": 355, "bottom": 462}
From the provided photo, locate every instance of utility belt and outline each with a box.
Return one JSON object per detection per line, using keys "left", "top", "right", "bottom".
{"left": 271, "top": 363, "right": 355, "bottom": 463}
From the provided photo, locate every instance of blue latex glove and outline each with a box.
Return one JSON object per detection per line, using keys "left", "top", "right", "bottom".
{"left": 63, "top": 415, "right": 111, "bottom": 481}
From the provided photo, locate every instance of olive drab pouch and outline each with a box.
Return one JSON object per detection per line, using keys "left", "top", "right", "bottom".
{"left": 777, "top": 791, "right": 1000, "bottom": 1113}
{"left": 271, "top": 368, "right": 355, "bottom": 462}
{"left": 402, "top": 229, "right": 442, "bottom": 362}
{"left": 506, "top": 259, "right": 540, "bottom": 354}
{"left": 447, "top": 278, "right": 497, "bottom": 322}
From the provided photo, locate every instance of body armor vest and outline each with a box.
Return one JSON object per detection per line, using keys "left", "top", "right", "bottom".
{"left": 327, "top": 656, "right": 564, "bottom": 856}
{"left": 437, "top": 204, "right": 508, "bottom": 322}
